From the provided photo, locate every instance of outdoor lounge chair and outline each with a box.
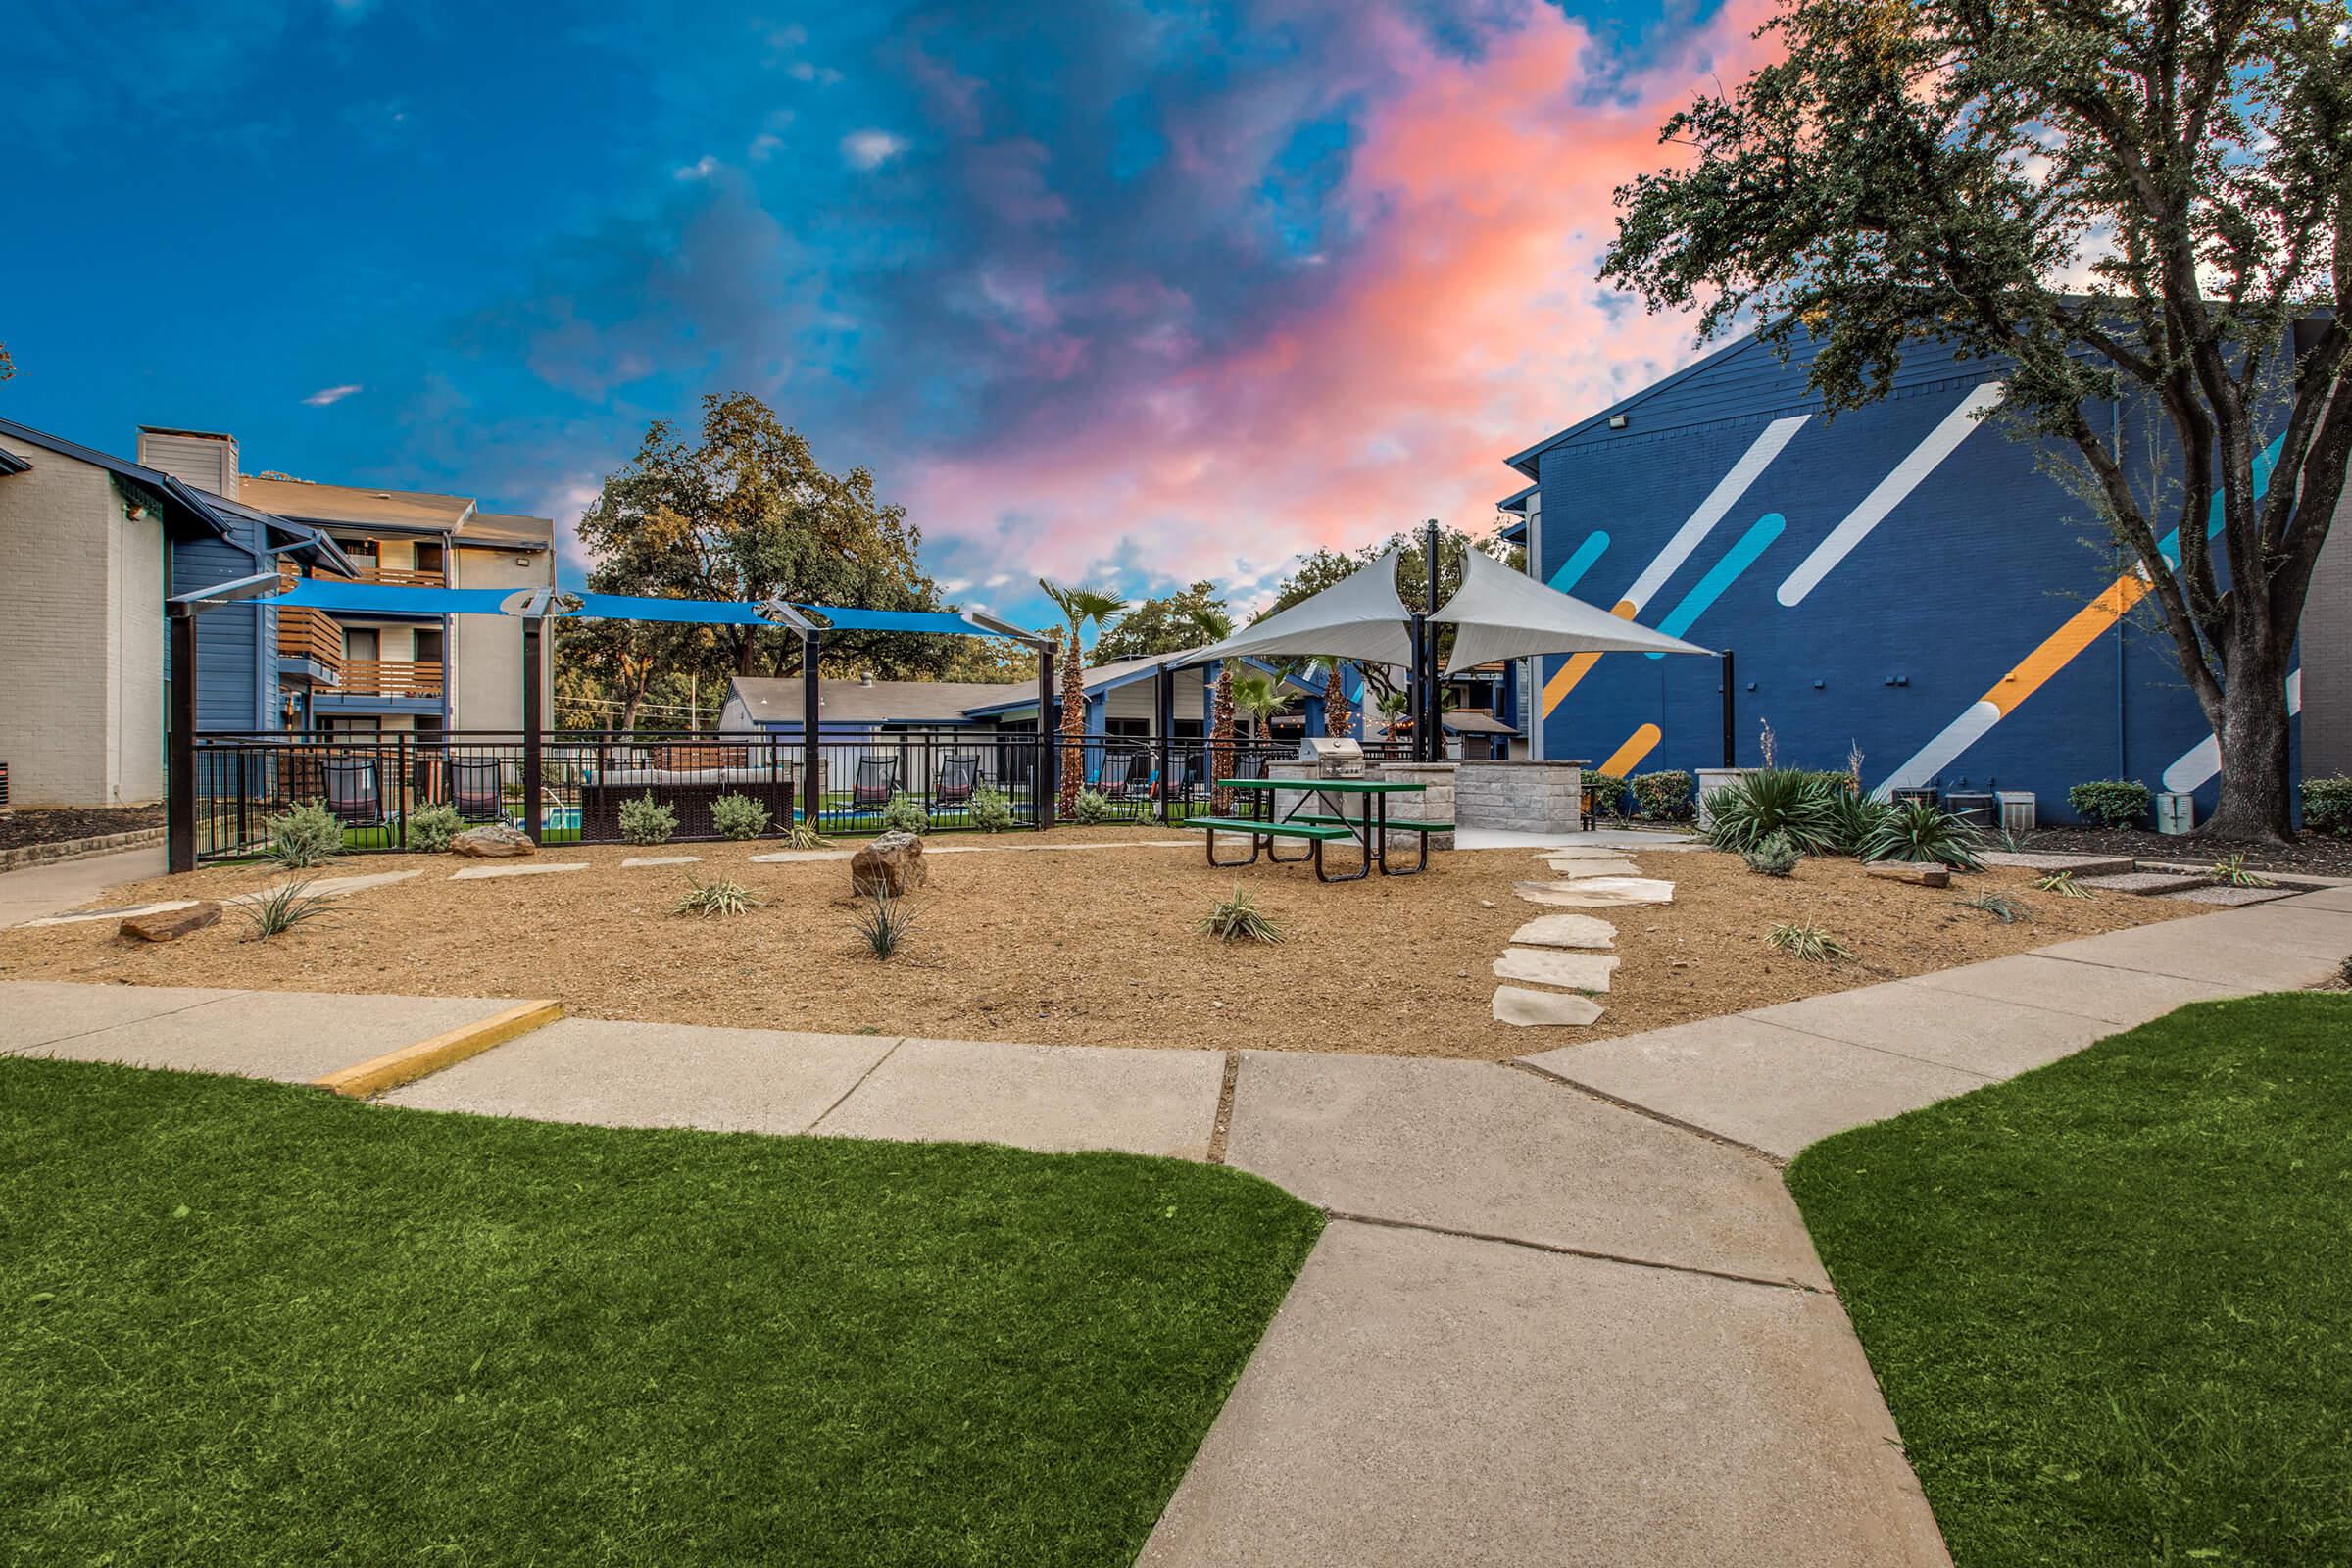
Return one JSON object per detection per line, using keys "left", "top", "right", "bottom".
{"left": 450, "top": 756, "right": 506, "bottom": 821}
{"left": 935, "top": 755, "right": 979, "bottom": 807}
{"left": 319, "top": 757, "right": 384, "bottom": 827}
{"left": 1109, "top": 751, "right": 1154, "bottom": 800}
{"left": 851, "top": 758, "right": 900, "bottom": 811}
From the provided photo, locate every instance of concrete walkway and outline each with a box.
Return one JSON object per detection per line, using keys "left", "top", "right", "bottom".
{"left": 4, "top": 891, "right": 2345, "bottom": 1565}
{"left": 0, "top": 844, "right": 166, "bottom": 928}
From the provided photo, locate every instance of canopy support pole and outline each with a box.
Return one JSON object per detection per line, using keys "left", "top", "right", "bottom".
{"left": 168, "top": 604, "right": 197, "bottom": 873}
{"left": 802, "top": 630, "right": 822, "bottom": 828}
{"left": 1421, "top": 518, "right": 1441, "bottom": 761}
{"left": 1154, "top": 662, "right": 1175, "bottom": 824}
{"left": 522, "top": 616, "right": 545, "bottom": 845}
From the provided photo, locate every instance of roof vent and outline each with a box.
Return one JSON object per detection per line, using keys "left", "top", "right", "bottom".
{"left": 859, "top": 671, "right": 876, "bottom": 687}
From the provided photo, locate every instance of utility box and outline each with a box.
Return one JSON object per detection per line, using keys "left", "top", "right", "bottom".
{"left": 2156, "top": 792, "right": 2196, "bottom": 835}
{"left": 1890, "top": 786, "right": 1939, "bottom": 808}
{"left": 1944, "top": 791, "right": 1996, "bottom": 830}
{"left": 1997, "top": 791, "right": 2036, "bottom": 836}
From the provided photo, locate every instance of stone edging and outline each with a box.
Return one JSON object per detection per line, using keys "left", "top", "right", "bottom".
{"left": 0, "top": 827, "right": 167, "bottom": 875}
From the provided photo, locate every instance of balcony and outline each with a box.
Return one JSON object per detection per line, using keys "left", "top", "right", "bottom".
{"left": 346, "top": 564, "right": 446, "bottom": 588}
{"left": 275, "top": 606, "right": 345, "bottom": 683}
{"left": 339, "top": 659, "right": 447, "bottom": 699}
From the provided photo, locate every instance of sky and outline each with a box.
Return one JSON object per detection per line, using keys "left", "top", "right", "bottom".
{"left": 4, "top": 0, "right": 1769, "bottom": 629}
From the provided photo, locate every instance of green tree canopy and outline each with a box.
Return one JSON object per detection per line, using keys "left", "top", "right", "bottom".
{"left": 1603, "top": 0, "right": 2352, "bottom": 838}
{"left": 1092, "top": 581, "right": 1231, "bottom": 662}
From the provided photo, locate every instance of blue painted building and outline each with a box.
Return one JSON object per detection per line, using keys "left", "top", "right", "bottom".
{"left": 1501, "top": 328, "right": 2350, "bottom": 822}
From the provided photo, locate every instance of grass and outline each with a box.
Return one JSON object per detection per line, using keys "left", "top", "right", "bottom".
{"left": 1, "top": 1057, "right": 1323, "bottom": 1567}
{"left": 1788, "top": 994, "right": 2352, "bottom": 1568}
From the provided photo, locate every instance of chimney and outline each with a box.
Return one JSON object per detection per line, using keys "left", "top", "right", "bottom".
{"left": 135, "top": 427, "right": 240, "bottom": 499}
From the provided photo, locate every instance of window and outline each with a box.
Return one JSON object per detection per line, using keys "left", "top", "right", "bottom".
{"left": 1105, "top": 717, "right": 1151, "bottom": 739}
{"left": 345, "top": 628, "right": 380, "bottom": 662}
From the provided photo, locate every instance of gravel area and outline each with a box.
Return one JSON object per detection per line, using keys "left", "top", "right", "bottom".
{"left": 2020, "top": 825, "right": 2352, "bottom": 879}
{"left": 0, "top": 836, "right": 2192, "bottom": 1059}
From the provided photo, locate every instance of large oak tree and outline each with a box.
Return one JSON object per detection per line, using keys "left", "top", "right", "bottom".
{"left": 1604, "top": 0, "right": 2352, "bottom": 839}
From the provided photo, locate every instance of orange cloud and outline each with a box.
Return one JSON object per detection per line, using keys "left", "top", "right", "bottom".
{"left": 902, "top": 0, "right": 1780, "bottom": 593}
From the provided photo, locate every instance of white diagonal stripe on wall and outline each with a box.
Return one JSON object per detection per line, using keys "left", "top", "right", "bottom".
{"left": 2162, "top": 669, "right": 2302, "bottom": 793}
{"left": 1777, "top": 383, "right": 2006, "bottom": 608}
{"left": 1622, "top": 416, "right": 1809, "bottom": 610}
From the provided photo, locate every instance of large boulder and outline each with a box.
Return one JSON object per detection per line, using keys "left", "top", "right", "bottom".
{"left": 851, "top": 830, "right": 927, "bottom": 897}
{"left": 120, "top": 902, "right": 221, "bottom": 943}
{"left": 450, "top": 823, "right": 535, "bottom": 858}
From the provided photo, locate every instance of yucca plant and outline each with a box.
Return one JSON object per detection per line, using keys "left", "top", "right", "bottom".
{"left": 851, "top": 887, "right": 919, "bottom": 958}
{"left": 1824, "top": 790, "right": 1893, "bottom": 855}
{"left": 1956, "top": 890, "right": 2028, "bottom": 924}
{"left": 1766, "top": 920, "right": 1853, "bottom": 961}
{"left": 240, "top": 878, "right": 337, "bottom": 941}
{"left": 2209, "top": 853, "right": 2275, "bottom": 889}
{"left": 673, "top": 876, "right": 762, "bottom": 917}
{"left": 1200, "top": 885, "right": 1286, "bottom": 943}
{"left": 1701, "top": 767, "right": 1842, "bottom": 854}
{"left": 1858, "top": 799, "right": 1985, "bottom": 870}
{"left": 2033, "top": 869, "right": 2094, "bottom": 900}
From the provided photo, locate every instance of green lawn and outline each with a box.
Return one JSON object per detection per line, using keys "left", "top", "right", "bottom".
{"left": 1, "top": 1057, "right": 1321, "bottom": 1567}
{"left": 1788, "top": 993, "right": 2352, "bottom": 1568}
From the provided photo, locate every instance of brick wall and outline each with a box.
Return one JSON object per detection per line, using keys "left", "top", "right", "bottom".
{"left": 1452, "top": 760, "right": 1584, "bottom": 834}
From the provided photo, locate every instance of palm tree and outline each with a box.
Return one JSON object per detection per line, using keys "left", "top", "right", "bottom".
{"left": 1185, "top": 605, "right": 1238, "bottom": 812}
{"left": 1230, "top": 670, "right": 1297, "bottom": 736}
{"left": 1040, "top": 579, "right": 1127, "bottom": 816}
{"left": 1321, "top": 662, "right": 1353, "bottom": 738}
{"left": 1375, "top": 688, "right": 1411, "bottom": 743}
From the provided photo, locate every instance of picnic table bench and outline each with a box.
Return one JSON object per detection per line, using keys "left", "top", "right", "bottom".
{"left": 1186, "top": 777, "right": 1434, "bottom": 882}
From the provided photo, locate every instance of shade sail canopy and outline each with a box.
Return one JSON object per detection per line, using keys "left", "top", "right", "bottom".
{"left": 1431, "top": 549, "right": 1711, "bottom": 673}
{"left": 1181, "top": 548, "right": 1416, "bottom": 666}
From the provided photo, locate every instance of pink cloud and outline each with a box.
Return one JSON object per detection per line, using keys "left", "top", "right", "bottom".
{"left": 901, "top": 0, "right": 1779, "bottom": 588}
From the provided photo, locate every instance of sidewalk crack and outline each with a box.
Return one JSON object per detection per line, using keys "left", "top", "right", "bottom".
{"left": 804, "top": 1036, "right": 906, "bottom": 1134}
{"left": 1502, "top": 1058, "right": 1788, "bottom": 1166}
{"left": 1326, "top": 1211, "right": 1828, "bottom": 1295}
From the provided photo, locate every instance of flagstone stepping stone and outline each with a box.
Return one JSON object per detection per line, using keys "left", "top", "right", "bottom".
{"left": 1539, "top": 845, "right": 1632, "bottom": 860}
{"left": 1493, "top": 948, "right": 1620, "bottom": 991}
{"left": 1513, "top": 877, "right": 1675, "bottom": 908}
{"left": 1492, "top": 986, "right": 1605, "bottom": 1027}
{"left": 20, "top": 900, "right": 200, "bottom": 929}
{"left": 449, "top": 861, "right": 591, "bottom": 880}
{"left": 622, "top": 855, "right": 703, "bottom": 867}
{"left": 1545, "top": 857, "right": 1643, "bottom": 878}
{"left": 1508, "top": 913, "right": 1616, "bottom": 950}
{"left": 747, "top": 849, "right": 855, "bottom": 863}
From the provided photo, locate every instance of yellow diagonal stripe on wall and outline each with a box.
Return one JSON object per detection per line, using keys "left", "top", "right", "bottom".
{"left": 1542, "top": 601, "right": 1639, "bottom": 715}
{"left": 1597, "top": 723, "right": 1663, "bottom": 778}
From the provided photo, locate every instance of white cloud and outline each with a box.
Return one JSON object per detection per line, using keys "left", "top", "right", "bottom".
{"left": 841, "top": 129, "right": 906, "bottom": 171}
{"left": 748, "top": 131, "right": 784, "bottom": 163}
{"left": 982, "top": 571, "right": 1013, "bottom": 588}
{"left": 673, "top": 154, "right": 719, "bottom": 181}
{"left": 938, "top": 577, "right": 972, "bottom": 594}
{"left": 787, "top": 61, "right": 842, "bottom": 84}
{"left": 302, "top": 383, "right": 363, "bottom": 407}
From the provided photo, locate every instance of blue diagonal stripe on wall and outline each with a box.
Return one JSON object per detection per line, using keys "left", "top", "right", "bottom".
{"left": 1646, "top": 513, "right": 1787, "bottom": 656}
{"left": 1548, "top": 531, "right": 1609, "bottom": 594}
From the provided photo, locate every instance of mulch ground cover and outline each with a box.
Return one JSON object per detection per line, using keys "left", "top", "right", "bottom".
{"left": 2021, "top": 822, "right": 2352, "bottom": 878}
{"left": 0, "top": 805, "right": 164, "bottom": 853}
{"left": 0, "top": 832, "right": 2192, "bottom": 1058}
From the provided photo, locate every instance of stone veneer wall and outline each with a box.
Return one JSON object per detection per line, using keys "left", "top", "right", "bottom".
{"left": 1450, "top": 760, "right": 1585, "bottom": 835}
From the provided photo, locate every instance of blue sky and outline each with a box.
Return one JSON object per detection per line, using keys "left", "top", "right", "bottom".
{"left": 4, "top": 0, "right": 1742, "bottom": 628}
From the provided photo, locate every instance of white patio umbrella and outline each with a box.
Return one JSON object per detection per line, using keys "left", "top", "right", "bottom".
{"left": 1179, "top": 547, "right": 1417, "bottom": 667}
{"left": 1430, "top": 547, "right": 1711, "bottom": 673}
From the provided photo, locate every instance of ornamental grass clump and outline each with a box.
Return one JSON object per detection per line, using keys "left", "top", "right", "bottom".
{"left": 1200, "top": 886, "right": 1285, "bottom": 944}
{"left": 851, "top": 888, "right": 919, "bottom": 959}
{"left": 673, "top": 875, "right": 762, "bottom": 918}
{"left": 1767, "top": 921, "right": 1853, "bottom": 962}
{"left": 1859, "top": 799, "right": 1984, "bottom": 870}
{"left": 2033, "top": 869, "right": 2094, "bottom": 900}
{"left": 2209, "top": 853, "right": 2275, "bottom": 889}
{"left": 406, "top": 802, "right": 465, "bottom": 853}
{"left": 618, "top": 791, "right": 678, "bottom": 846}
{"left": 710, "top": 792, "right": 771, "bottom": 841}
{"left": 879, "top": 791, "right": 930, "bottom": 836}
{"left": 1742, "top": 832, "right": 1802, "bottom": 877}
{"left": 784, "top": 817, "right": 835, "bottom": 852}
{"left": 1956, "top": 890, "right": 2028, "bottom": 924}
{"left": 263, "top": 800, "right": 344, "bottom": 869}
{"left": 240, "top": 878, "right": 337, "bottom": 942}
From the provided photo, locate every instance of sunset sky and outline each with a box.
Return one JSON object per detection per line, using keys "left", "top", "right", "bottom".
{"left": 6, "top": 0, "right": 1765, "bottom": 628}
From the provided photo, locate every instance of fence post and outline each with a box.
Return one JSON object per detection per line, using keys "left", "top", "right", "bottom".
{"left": 1155, "top": 663, "right": 1174, "bottom": 824}
{"left": 1037, "top": 640, "right": 1057, "bottom": 830}
{"left": 396, "top": 731, "right": 410, "bottom": 851}
{"left": 801, "top": 630, "right": 822, "bottom": 832}
{"left": 168, "top": 604, "right": 197, "bottom": 872}
{"left": 522, "top": 616, "right": 545, "bottom": 845}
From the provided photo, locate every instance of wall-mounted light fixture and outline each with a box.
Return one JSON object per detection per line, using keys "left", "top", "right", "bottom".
{"left": 1607, "top": 414, "right": 1630, "bottom": 430}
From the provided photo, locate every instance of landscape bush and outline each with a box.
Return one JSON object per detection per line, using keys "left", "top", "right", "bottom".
{"left": 1200, "top": 885, "right": 1285, "bottom": 943}
{"left": 710, "top": 792, "right": 771, "bottom": 840}
{"left": 2068, "top": 778, "right": 2153, "bottom": 830}
{"left": 1068, "top": 788, "right": 1112, "bottom": 826}
{"left": 1861, "top": 799, "right": 1985, "bottom": 870}
{"left": 1585, "top": 771, "right": 1630, "bottom": 820}
{"left": 1629, "top": 769, "right": 1695, "bottom": 821}
{"left": 617, "top": 791, "right": 678, "bottom": 846}
{"left": 2303, "top": 774, "right": 2352, "bottom": 837}
{"left": 969, "top": 785, "right": 1015, "bottom": 833}
{"left": 1742, "top": 832, "right": 1802, "bottom": 876}
{"left": 406, "top": 803, "right": 465, "bottom": 853}
{"left": 1701, "top": 768, "right": 1842, "bottom": 854}
{"left": 263, "top": 800, "right": 344, "bottom": 869}
{"left": 1823, "top": 790, "right": 1893, "bottom": 856}
{"left": 879, "top": 791, "right": 930, "bottom": 836}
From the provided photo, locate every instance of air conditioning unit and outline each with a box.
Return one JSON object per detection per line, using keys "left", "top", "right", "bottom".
{"left": 1996, "top": 791, "right": 2036, "bottom": 835}
{"left": 1944, "top": 791, "right": 1997, "bottom": 830}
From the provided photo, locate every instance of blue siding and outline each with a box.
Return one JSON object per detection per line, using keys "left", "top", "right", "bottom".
{"left": 173, "top": 534, "right": 272, "bottom": 731}
{"left": 1529, "top": 347, "right": 2284, "bottom": 822}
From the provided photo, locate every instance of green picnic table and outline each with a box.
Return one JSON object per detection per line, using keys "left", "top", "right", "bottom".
{"left": 1186, "top": 776, "right": 1449, "bottom": 882}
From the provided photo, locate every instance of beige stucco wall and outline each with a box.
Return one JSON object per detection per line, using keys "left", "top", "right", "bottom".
{"left": 0, "top": 446, "right": 165, "bottom": 804}
{"left": 450, "top": 543, "right": 553, "bottom": 729}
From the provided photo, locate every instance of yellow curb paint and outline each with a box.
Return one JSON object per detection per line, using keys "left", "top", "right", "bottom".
{"left": 312, "top": 1000, "right": 564, "bottom": 1100}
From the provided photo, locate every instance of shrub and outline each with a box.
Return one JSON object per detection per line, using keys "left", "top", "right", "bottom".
{"left": 1629, "top": 769, "right": 1695, "bottom": 821}
{"left": 618, "top": 791, "right": 678, "bottom": 846}
{"left": 879, "top": 791, "right": 930, "bottom": 836}
{"left": 784, "top": 818, "right": 834, "bottom": 852}
{"left": 969, "top": 785, "right": 1015, "bottom": 834}
{"left": 1742, "top": 832, "right": 1802, "bottom": 876}
{"left": 1858, "top": 799, "right": 1984, "bottom": 870}
{"left": 2303, "top": 774, "right": 2352, "bottom": 837}
{"left": 1067, "top": 788, "right": 1111, "bottom": 826}
{"left": 1823, "top": 790, "right": 1893, "bottom": 856}
{"left": 2068, "top": 778, "right": 2152, "bottom": 830}
{"left": 673, "top": 876, "right": 762, "bottom": 917}
{"left": 263, "top": 799, "right": 344, "bottom": 869}
{"left": 1585, "top": 771, "right": 1630, "bottom": 820}
{"left": 240, "top": 877, "right": 337, "bottom": 941}
{"left": 1702, "top": 768, "right": 1842, "bottom": 854}
{"left": 850, "top": 887, "right": 918, "bottom": 958}
{"left": 710, "top": 792, "right": 771, "bottom": 841}
{"left": 1200, "top": 885, "right": 1285, "bottom": 943}
{"left": 1767, "top": 921, "right": 1853, "bottom": 961}
{"left": 407, "top": 802, "right": 465, "bottom": 853}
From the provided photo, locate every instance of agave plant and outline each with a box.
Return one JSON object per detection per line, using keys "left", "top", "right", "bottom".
{"left": 2209, "top": 853, "right": 2275, "bottom": 889}
{"left": 1823, "top": 790, "right": 1894, "bottom": 856}
{"left": 1858, "top": 799, "right": 1985, "bottom": 870}
{"left": 2032, "top": 869, "right": 2094, "bottom": 900}
{"left": 1955, "top": 890, "right": 2028, "bottom": 924}
{"left": 1701, "top": 767, "right": 1843, "bottom": 855}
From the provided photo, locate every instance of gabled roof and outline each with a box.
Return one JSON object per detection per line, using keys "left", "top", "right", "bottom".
{"left": 1502, "top": 329, "right": 1764, "bottom": 479}
{"left": 240, "top": 473, "right": 477, "bottom": 531}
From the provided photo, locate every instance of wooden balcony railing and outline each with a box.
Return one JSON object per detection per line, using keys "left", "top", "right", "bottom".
{"left": 338, "top": 658, "right": 446, "bottom": 699}
{"left": 276, "top": 606, "right": 345, "bottom": 676}
{"left": 347, "top": 564, "right": 446, "bottom": 588}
